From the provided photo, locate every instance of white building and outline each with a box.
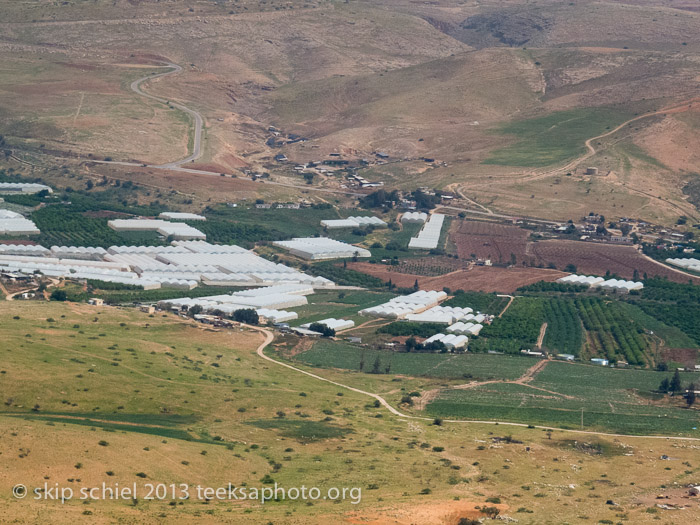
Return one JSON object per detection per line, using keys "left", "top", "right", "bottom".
{"left": 408, "top": 214, "right": 445, "bottom": 250}
{"left": 273, "top": 237, "right": 371, "bottom": 260}
{"left": 108, "top": 219, "right": 206, "bottom": 240}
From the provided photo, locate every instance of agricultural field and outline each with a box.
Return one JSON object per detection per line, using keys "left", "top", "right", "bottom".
{"left": 385, "top": 256, "right": 466, "bottom": 277}
{"left": 450, "top": 219, "right": 531, "bottom": 264}
{"left": 576, "top": 297, "right": 650, "bottom": 365}
{"left": 290, "top": 340, "right": 534, "bottom": 381}
{"left": 290, "top": 290, "right": 397, "bottom": 326}
{"left": 529, "top": 239, "right": 700, "bottom": 283}
{"left": 426, "top": 361, "right": 700, "bottom": 436}
{"left": 542, "top": 298, "right": 583, "bottom": 356}
{"left": 443, "top": 291, "right": 512, "bottom": 315}
{"left": 347, "top": 262, "right": 566, "bottom": 293}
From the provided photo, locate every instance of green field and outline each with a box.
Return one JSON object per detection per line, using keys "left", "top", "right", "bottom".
{"left": 291, "top": 340, "right": 534, "bottom": 380}
{"left": 483, "top": 107, "right": 632, "bottom": 167}
{"left": 427, "top": 361, "right": 700, "bottom": 436}
{"left": 443, "top": 291, "right": 511, "bottom": 315}
{"left": 292, "top": 290, "right": 397, "bottom": 325}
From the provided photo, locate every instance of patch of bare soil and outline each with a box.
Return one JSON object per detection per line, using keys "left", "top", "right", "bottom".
{"left": 344, "top": 500, "right": 507, "bottom": 525}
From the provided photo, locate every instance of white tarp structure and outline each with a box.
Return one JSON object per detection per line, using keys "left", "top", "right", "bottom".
{"left": 405, "top": 305, "right": 474, "bottom": 324}
{"left": 360, "top": 290, "right": 447, "bottom": 319}
{"left": 300, "top": 318, "right": 355, "bottom": 331}
{"left": 0, "top": 210, "right": 40, "bottom": 235}
{"left": 447, "top": 322, "right": 484, "bottom": 336}
{"left": 0, "top": 182, "right": 52, "bottom": 194}
{"left": 667, "top": 257, "right": 700, "bottom": 273}
{"left": 108, "top": 219, "right": 206, "bottom": 240}
{"left": 401, "top": 212, "right": 428, "bottom": 224}
{"left": 158, "top": 284, "right": 313, "bottom": 316}
{"left": 0, "top": 241, "right": 334, "bottom": 290}
{"left": 257, "top": 309, "right": 299, "bottom": 324}
{"left": 321, "top": 216, "right": 387, "bottom": 229}
{"left": 423, "top": 333, "right": 469, "bottom": 350}
{"left": 557, "top": 274, "right": 643, "bottom": 291}
{"left": 158, "top": 212, "right": 206, "bottom": 221}
{"left": 273, "top": 237, "right": 371, "bottom": 260}
{"left": 408, "top": 214, "right": 445, "bottom": 249}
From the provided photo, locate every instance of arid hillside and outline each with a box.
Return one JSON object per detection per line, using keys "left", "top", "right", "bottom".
{"left": 0, "top": 0, "right": 699, "bottom": 224}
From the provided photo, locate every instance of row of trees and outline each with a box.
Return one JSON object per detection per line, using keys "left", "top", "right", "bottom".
{"left": 575, "top": 298, "right": 647, "bottom": 365}
{"left": 659, "top": 370, "right": 696, "bottom": 407}
{"left": 542, "top": 298, "right": 582, "bottom": 355}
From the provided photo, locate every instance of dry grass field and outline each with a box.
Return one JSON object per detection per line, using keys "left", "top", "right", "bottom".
{"left": 2, "top": 302, "right": 700, "bottom": 523}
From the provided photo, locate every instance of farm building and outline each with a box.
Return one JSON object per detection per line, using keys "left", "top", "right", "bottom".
{"left": 408, "top": 214, "right": 445, "bottom": 250}
{"left": 273, "top": 237, "right": 371, "bottom": 260}
{"left": 556, "top": 354, "right": 576, "bottom": 361}
{"left": 591, "top": 358, "right": 609, "bottom": 366}
{"left": 158, "top": 212, "right": 207, "bottom": 221}
{"left": 320, "top": 216, "right": 387, "bottom": 229}
{"left": 0, "top": 182, "right": 52, "bottom": 194}
{"left": 108, "top": 219, "right": 206, "bottom": 240}
{"left": 401, "top": 212, "right": 428, "bottom": 224}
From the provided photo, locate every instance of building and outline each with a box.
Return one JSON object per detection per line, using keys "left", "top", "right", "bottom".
{"left": 88, "top": 298, "right": 104, "bottom": 306}
{"left": 591, "top": 358, "right": 609, "bottom": 366}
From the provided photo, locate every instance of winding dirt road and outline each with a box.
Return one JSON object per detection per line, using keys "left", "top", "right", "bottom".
{"left": 129, "top": 62, "right": 204, "bottom": 168}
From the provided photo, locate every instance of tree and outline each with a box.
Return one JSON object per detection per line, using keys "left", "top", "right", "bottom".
{"left": 233, "top": 309, "right": 259, "bottom": 325}
{"left": 659, "top": 377, "right": 670, "bottom": 393}
{"left": 308, "top": 322, "right": 336, "bottom": 337}
{"left": 413, "top": 279, "right": 419, "bottom": 291}
{"left": 359, "top": 351, "right": 365, "bottom": 371}
{"left": 371, "top": 356, "right": 381, "bottom": 374}
{"left": 405, "top": 336, "right": 418, "bottom": 352}
{"left": 670, "top": 370, "right": 683, "bottom": 393}
{"left": 687, "top": 383, "right": 696, "bottom": 407}
{"left": 50, "top": 289, "right": 67, "bottom": 302}
{"left": 188, "top": 304, "right": 203, "bottom": 317}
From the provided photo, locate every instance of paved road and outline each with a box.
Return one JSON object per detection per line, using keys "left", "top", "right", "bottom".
{"left": 249, "top": 324, "right": 700, "bottom": 442}
{"left": 129, "top": 62, "right": 204, "bottom": 168}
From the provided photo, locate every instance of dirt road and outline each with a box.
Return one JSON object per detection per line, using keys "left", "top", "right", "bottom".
{"left": 129, "top": 62, "right": 204, "bottom": 168}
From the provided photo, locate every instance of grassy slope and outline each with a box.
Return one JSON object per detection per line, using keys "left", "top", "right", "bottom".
{"left": 483, "top": 107, "right": 633, "bottom": 167}
{"left": 4, "top": 304, "right": 700, "bottom": 522}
